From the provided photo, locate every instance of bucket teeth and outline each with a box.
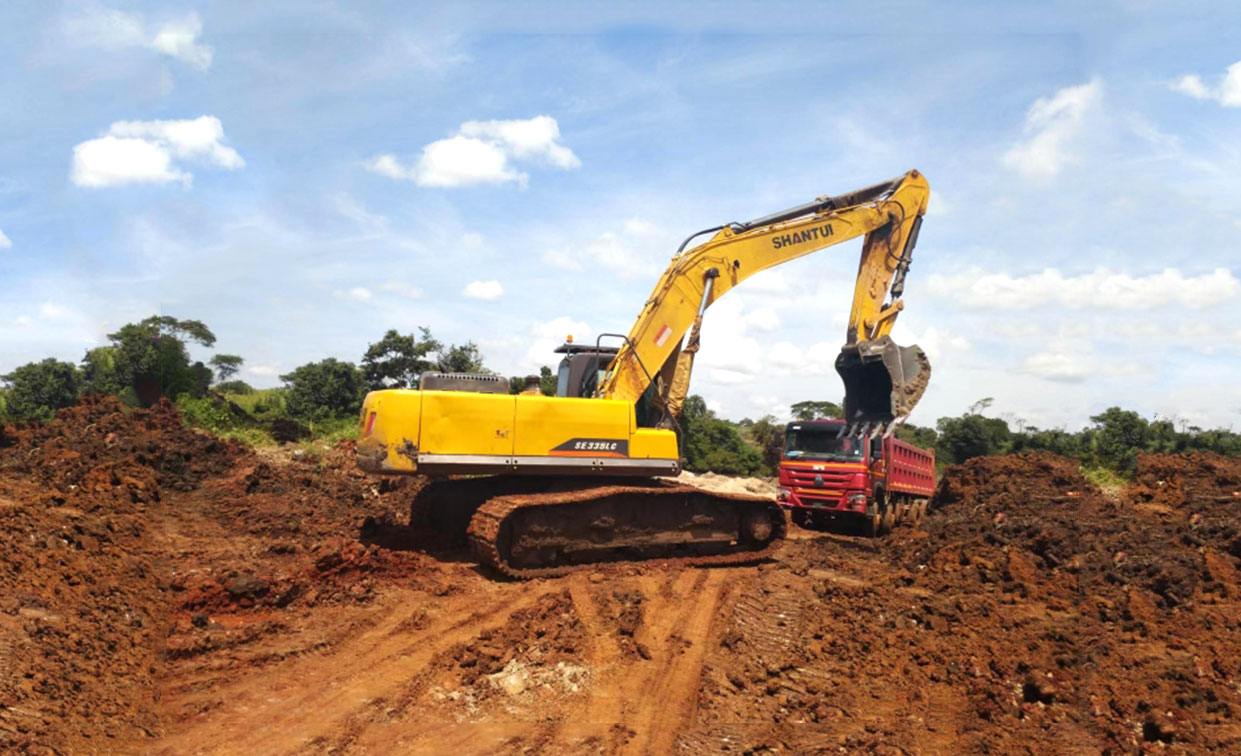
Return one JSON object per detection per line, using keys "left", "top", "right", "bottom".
{"left": 836, "top": 337, "right": 931, "bottom": 434}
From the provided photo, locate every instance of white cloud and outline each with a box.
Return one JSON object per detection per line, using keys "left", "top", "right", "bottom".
{"left": 109, "top": 117, "right": 243, "bottom": 167}
{"left": 247, "top": 365, "right": 279, "bottom": 377}
{"left": 888, "top": 323, "right": 972, "bottom": 362}
{"left": 0, "top": 228, "right": 11, "bottom": 250}
{"left": 38, "top": 302, "right": 71, "bottom": 320}
{"left": 459, "top": 116, "right": 581, "bottom": 169}
{"left": 928, "top": 267, "right": 1239, "bottom": 310}
{"left": 746, "top": 307, "right": 780, "bottom": 332}
{"left": 464, "top": 280, "right": 504, "bottom": 300}
{"left": 1023, "top": 350, "right": 1087, "bottom": 383}
{"left": 65, "top": 5, "right": 213, "bottom": 70}
{"left": 380, "top": 281, "right": 423, "bottom": 299}
{"left": 1002, "top": 79, "right": 1100, "bottom": 179}
{"left": 543, "top": 230, "right": 659, "bottom": 279}
{"left": 1172, "top": 74, "right": 1211, "bottom": 100}
{"left": 149, "top": 14, "right": 213, "bottom": 70}
{"left": 743, "top": 269, "right": 791, "bottom": 294}
{"left": 368, "top": 115, "right": 579, "bottom": 188}
{"left": 71, "top": 116, "right": 243, "bottom": 188}
{"left": 708, "top": 369, "right": 755, "bottom": 385}
{"left": 524, "top": 316, "right": 591, "bottom": 369}
{"left": 72, "top": 136, "right": 187, "bottom": 187}
{"left": 1170, "top": 61, "right": 1241, "bottom": 107}
{"left": 335, "top": 286, "right": 372, "bottom": 302}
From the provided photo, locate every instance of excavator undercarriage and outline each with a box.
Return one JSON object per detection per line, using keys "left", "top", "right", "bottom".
{"left": 412, "top": 475, "right": 786, "bottom": 579}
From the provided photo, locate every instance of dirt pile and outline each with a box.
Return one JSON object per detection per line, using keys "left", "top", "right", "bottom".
{"left": 862, "top": 452, "right": 1241, "bottom": 750}
{"left": 0, "top": 397, "right": 244, "bottom": 752}
{"left": 1126, "top": 451, "right": 1241, "bottom": 509}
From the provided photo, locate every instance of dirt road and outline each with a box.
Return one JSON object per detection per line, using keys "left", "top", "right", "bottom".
{"left": 2, "top": 400, "right": 1240, "bottom": 753}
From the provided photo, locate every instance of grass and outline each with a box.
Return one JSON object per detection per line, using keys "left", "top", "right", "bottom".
{"left": 176, "top": 391, "right": 359, "bottom": 451}
{"left": 1080, "top": 465, "right": 1129, "bottom": 500}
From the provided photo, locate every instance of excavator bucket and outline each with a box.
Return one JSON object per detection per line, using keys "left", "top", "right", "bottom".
{"left": 835, "top": 336, "right": 931, "bottom": 434}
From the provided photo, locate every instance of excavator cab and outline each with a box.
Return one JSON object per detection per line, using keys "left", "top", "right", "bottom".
{"left": 553, "top": 342, "right": 619, "bottom": 398}
{"left": 835, "top": 336, "right": 931, "bottom": 434}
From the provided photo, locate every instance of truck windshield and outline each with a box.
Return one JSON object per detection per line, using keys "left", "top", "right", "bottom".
{"left": 784, "top": 427, "right": 863, "bottom": 462}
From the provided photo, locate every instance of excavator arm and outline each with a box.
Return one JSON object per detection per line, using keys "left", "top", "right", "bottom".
{"left": 597, "top": 169, "right": 931, "bottom": 434}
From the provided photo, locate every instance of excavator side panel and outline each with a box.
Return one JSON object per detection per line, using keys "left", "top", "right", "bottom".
{"left": 513, "top": 395, "right": 630, "bottom": 457}
{"left": 421, "top": 390, "right": 516, "bottom": 456}
{"left": 357, "top": 388, "right": 679, "bottom": 476}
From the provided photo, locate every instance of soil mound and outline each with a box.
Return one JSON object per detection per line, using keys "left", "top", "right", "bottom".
{"left": 2, "top": 395, "right": 243, "bottom": 501}
{"left": 1126, "top": 451, "right": 1241, "bottom": 509}
{"left": 869, "top": 452, "right": 1241, "bottom": 750}
{"left": 0, "top": 396, "right": 244, "bottom": 751}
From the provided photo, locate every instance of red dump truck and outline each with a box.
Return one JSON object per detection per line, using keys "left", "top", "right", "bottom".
{"left": 777, "top": 419, "right": 936, "bottom": 536}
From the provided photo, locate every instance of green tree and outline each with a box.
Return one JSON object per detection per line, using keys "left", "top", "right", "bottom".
{"left": 361, "top": 328, "right": 440, "bottom": 389}
{"left": 509, "top": 365, "right": 559, "bottom": 396}
{"left": 437, "top": 341, "right": 487, "bottom": 373}
{"left": 680, "top": 395, "right": 764, "bottom": 475}
{"left": 935, "top": 412, "right": 1012, "bottom": 464}
{"left": 1088, "top": 406, "right": 1149, "bottom": 473}
{"left": 215, "top": 379, "right": 255, "bottom": 395}
{"left": 108, "top": 316, "right": 217, "bottom": 406}
{"left": 2, "top": 358, "right": 82, "bottom": 421}
{"left": 748, "top": 415, "right": 785, "bottom": 472}
{"left": 539, "top": 365, "right": 557, "bottom": 396}
{"left": 790, "top": 400, "right": 843, "bottom": 421}
{"left": 209, "top": 354, "right": 244, "bottom": 383}
{"left": 281, "top": 358, "right": 363, "bottom": 421}
{"left": 1012, "top": 426, "right": 1084, "bottom": 459}
{"left": 894, "top": 423, "right": 938, "bottom": 452}
{"left": 80, "top": 346, "right": 124, "bottom": 396}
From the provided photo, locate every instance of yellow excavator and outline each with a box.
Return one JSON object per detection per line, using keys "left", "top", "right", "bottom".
{"left": 356, "top": 170, "right": 932, "bottom": 577}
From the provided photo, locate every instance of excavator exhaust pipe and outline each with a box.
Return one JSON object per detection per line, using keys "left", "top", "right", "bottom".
{"left": 835, "top": 337, "right": 931, "bottom": 436}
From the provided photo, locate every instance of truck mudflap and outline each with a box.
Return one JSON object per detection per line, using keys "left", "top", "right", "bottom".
{"left": 835, "top": 336, "right": 931, "bottom": 435}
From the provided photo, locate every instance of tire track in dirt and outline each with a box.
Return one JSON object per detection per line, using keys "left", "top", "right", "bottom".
{"left": 546, "top": 568, "right": 738, "bottom": 754}
{"left": 153, "top": 582, "right": 559, "bottom": 755}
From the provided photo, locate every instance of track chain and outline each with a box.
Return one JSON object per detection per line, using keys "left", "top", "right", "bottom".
{"left": 466, "top": 484, "right": 787, "bottom": 580}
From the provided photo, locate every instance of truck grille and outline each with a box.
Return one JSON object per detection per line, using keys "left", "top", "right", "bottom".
{"left": 784, "top": 468, "right": 855, "bottom": 489}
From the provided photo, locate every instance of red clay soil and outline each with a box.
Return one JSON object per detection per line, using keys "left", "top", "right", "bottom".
{"left": 3, "top": 405, "right": 1240, "bottom": 754}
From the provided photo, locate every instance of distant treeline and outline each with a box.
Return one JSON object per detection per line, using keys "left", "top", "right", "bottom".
{"left": 2, "top": 316, "right": 1237, "bottom": 476}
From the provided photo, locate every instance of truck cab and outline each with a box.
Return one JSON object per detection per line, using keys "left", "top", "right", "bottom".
{"left": 777, "top": 419, "right": 936, "bottom": 536}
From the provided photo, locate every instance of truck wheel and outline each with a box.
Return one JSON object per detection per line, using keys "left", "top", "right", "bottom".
{"left": 863, "top": 512, "right": 883, "bottom": 538}
{"left": 880, "top": 506, "right": 896, "bottom": 535}
{"left": 909, "top": 499, "right": 927, "bottom": 527}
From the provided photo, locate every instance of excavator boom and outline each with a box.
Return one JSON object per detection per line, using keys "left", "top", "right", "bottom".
{"left": 598, "top": 169, "right": 931, "bottom": 434}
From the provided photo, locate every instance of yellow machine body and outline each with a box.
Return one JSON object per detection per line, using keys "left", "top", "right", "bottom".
{"left": 356, "top": 389, "right": 680, "bottom": 477}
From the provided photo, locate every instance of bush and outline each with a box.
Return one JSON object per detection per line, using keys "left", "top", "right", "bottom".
{"left": 681, "top": 396, "right": 765, "bottom": 476}
{"left": 2, "top": 358, "right": 82, "bottom": 421}
{"left": 216, "top": 380, "right": 255, "bottom": 395}
{"left": 281, "top": 359, "right": 363, "bottom": 421}
{"left": 935, "top": 413, "right": 1012, "bottom": 464}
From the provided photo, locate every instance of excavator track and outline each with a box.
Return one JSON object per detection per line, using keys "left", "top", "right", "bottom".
{"left": 466, "top": 481, "right": 787, "bottom": 579}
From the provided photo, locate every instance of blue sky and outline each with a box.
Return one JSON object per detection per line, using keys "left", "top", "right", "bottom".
{"left": 2, "top": 1, "right": 1240, "bottom": 429}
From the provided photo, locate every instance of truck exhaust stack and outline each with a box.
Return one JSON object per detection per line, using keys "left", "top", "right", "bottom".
{"left": 835, "top": 336, "right": 931, "bottom": 436}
